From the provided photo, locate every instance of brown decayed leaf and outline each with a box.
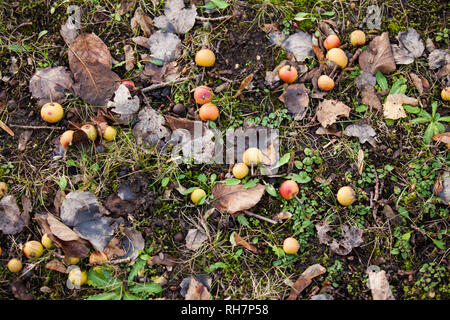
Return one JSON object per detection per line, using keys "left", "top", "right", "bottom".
{"left": 359, "top": 32, "right": 396, "bottom": 75}
{"left": 287, "top": 264, "right": 326, "bottom": 300}
{"left": 132, "top": 36, "right": 150, "bottom": 49}
{"left": 383, "top": 94, "right": 418, "bottom": 120}
{"left": 367, "top": 268, "right": 395, "bottom": 300}
{"left": 432, "top": 132, "right": 450, "bottom": 149}
{"left": 316, "top": 223, "right": 363, "bottom": 256}
{"left": 316, "top": 99, "right": 351, "bottom": 128}
{"left": 118, "top": 0, "right": 137, "bottom": 15}
{"left": 272, "top": 211, "right": 292, "bottom": 223}
{"left": 233, "top": 74, "right": 254, "bottom": 98}
{"left": 29, "top": 66, "right": 74, "bottom": 106}
{"left": 45, "top": 259, "right": 67, "bottom": 273}
{"left": 409, "top": 73, "right": 429, "bottom": 95}
{"left": 124, "top": 45, "right": 135, "bottom": 72}
{"left": 185, "top": 277, "right": 210, "bottom": 300}
{"left": 0, "top": 195, "right": 27, "bottom": 234}
{"left": 18, "top": 130, "right": 32, "bottom": 151}
{"left": 131, "top": 7, "right": 153, "bottom": 37}
{"left": 343, "top": 121, "right": 377, "bottom": 146}
{"left": 232, "top": 232, "right": 258, "bottom": 253}
{"left": 312, "top": 45, "right": 325, "bottom": 61}
{"left": 260, "top": 23, "right": 278, "bottom": 34}
{"left": 279, "top": 83, "right": 309, "bottom": 120}
{"left": 148, "top": 253, "right": 177, "bottom": 267}
{"left": 0, "top": 120, "right": 14, "bottom": 137}
{"left": 357, "top": 149, "right": 364, "bottom": 176}
{"left": 11, "top": 281, "right": 35, "bottom": 300}
{"left": 185, "top": 229, "right": 207, "bottom": 251}
{"left": 315, "top": 126, "right": 342, "bottom": 137}
{"left": 212, "top": 183, "right": 265, "bottom": 215}
{"left": 103, "top": 237, "right": 126, "bottom": 259}
{"left": 361, "top": 85, "right": 382, "bottom": 111}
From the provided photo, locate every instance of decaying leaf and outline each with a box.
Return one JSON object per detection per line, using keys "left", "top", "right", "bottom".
{"left": 268, "top": 31, "right": 286, "bottom": 46}
{"left": 233, "top": 73, "right": 253, "bottom": 98}
{"left": 148, "top": 252, "right": 177, "bottom": 267}
{"left": 148, "top": 31, "right": 181, "bottom": 63}
{"left": 428, "top": 49, "right": 450, "bottom": 70}
{"left": 123, "top": 45, "right": 135, "bottom": 72}
{"left": 122, "top": 227, "right": 145, "bottom": 260}
{"left": 118, "top": 0, "right": 137, "bottom": 16}
{"left": 11, "top": 280, "right": 35, "bottom": 300}
{"left": 280, "top": 32, "right": 314, "bottom": 62}
{"left": 131, "top": 7, "right": 153, "bottom": 37}
{"left": 316, "top": 99, "right": 351, "bottom": 128}
{"left": 279, "top": 83, "right": 309, "bottom": 120}
{"left": 272, "top": 211, "right": 292, "bottom": 223}
{"left": 185, "top": 229, "right": 207, "bottom": 251}
{"left": 133, "top": 106, "right": 170, "bottom": 146}
{"left": 212, "top": 183, "right": 265, "bottom": 215}
{"left": 367, "top": 267, "right": 395, "bottom": 300}
{"left": 45, "top": 259, "right": 67, "bottom": 273}
{"left": 344, "top": 121, "right": 377, "bottom": 147}
{"left": 18, "top": 130, "right": 32, "bottom": 151}
{"left": 103, "top": 237, "right": 126, "bottom": 259}
{"left": 154, "top": 0, "right": 197, "bottom": 34}
{"left": 29, "top": 67, "right": 74, "bottom": 106}
{"left": 107, "top": 84, "right": 140, "bottom": 124}
{"left": 316, "top": 223, "right": 363, "bottom": 255}
{"left": 409, "top": 73, "right": 429, "bottom": 95}
{"left": 184, "top": 276, "right": 210, "bottom": 300}
{"left": 60, "top": 16, "right": 80, "bottom": 45}
{"left": 432, "top": 132, "right": 450, "bottom": 149}
{"left": 382, "top": 205, "right": 403, "bottom": 226}
{"left": 68, "top": 33, "right": 120, "bottom": 106}
{"left": 0, "top": 195, "right": 28, "bottom": 234}
{"left": 383, "top": 94, "right": 418, "bottom": 120}
{"left": 260, "top": 23, "right": 278, "bottom": 34}
{"left": 362, "top": 5, "right": 382, "bottom": 30}
{"left": 315, "top": 126, "right": 342, "bottom": 137}
{"left": 357, "top": 149, "right": 364, "bottom": 176}
{"left": 392, "top": 28, "right": 425, "bottom": 65}
{"left": 356, "top": 71, "right": 376, "bottom": 90}
{"left": 143, "top": 61, "right": 178, "bottom": 83}
{"left": 132, "top": 36, "right": 150, "bottom": 49}
{"left": 436, "top": 172, "right": 450, "bottom": 205}
{"left": 287, "top": 264, "right": 326, "bottom": 300}
{"left": 359, "top": 32, "right": 396, "bottom": 75}
{"left": 361, "top": 85, "right": 382, "bottom": 111}
{"left": 231, "top": 232, "right": 258, "bottom": 253}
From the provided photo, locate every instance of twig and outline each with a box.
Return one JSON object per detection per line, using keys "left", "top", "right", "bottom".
{"left": 141, "top": 77, "right": 195, "bottom": 93}
{"left": 86, "top": 257, "right": 132, "bottom": 267}
{"left": 244, "top": 210, "right": 277, "bottom": 224}
{"left": 8, "top": 124, "right": 65, "bottom": 130}
{"left": 334, "top": 48, "right": 362, "bottom": 86}
{"left": 196, "top": 15, "right": 233, "bottom": 22}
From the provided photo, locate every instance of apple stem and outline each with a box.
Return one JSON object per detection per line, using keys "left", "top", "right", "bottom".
{"left": 251, "top": 163, "right": 254, "bottom": 176}
{"left": 294, "top": 194, "right": 303, "bottom": 204}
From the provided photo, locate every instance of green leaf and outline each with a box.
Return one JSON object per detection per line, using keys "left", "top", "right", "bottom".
{"left": 161, "top": 177, "right": 170, "bottom": 187}
{"left": 184, "top": 187, "right": 200, "bottom": 195}
{"left": 322, "top": 11, "right": 335, "bottom": 16}
{"left": 403, "top": 105, "right": 420, "bottom": 114}
{"left": 237, "top": 215, "right": 250, "bottom": 228}
{"left": 295, "top": 12, "right": 309, "bottom": 19}
{"left": 410, "top": 117, "right": 430, "bottom": 125}
{"left": 272, "top": 153, "right": 290, "bottom": 169}
{"left": 389, "top": 78, "right": 406, "bottom": 94}
{"left": 423, "top": 123, "right": 437, "bottom": 143}
{"left": 129, "top": 283, "right": 163, "bottom": 297}
{"left": 435, "top": 121, "right": 446, "bottom": 133}
{"left": 375, "top": 71, "right": 389, "bottom": 90}
{"left": 356, "top": 105, "right": 368, "bottom": 113}
{"left": 431, "top": 101, "right": 438, "bottom": 118}
{"left": 203, "top": 1, "right": 217, "bottom": 9}
{"left": 127, "top": 258, "right": 146, "bottom": 284}
{"left": 7, "top": 44, "right": 28, "bottom": 53}
{"left": 210, "top": 173, "right": 217, "bottom": 184}
{"left": 220, "top": 178, "right": 241, "bottom": 186}
{"left": 438, "top": 116, "right": 450, "bottom": 122}
{"left": 57, "top": 176, "right": 67, "bottom": 190}
{"left": 243, "top": 178, "right": 258, "bottom": 189}
{"left": 205, "top": 262, "right": 227, "bottom": 273}
{"left": 149, "top": 59, "right": 164, "bottom": 66}
{"left": 37, "top": 30, "right": 48, "bottom": 40}
{"left": 289, "top": 172, "right": 311, "bottom": 184}
{"left": 88, "top": 267, "right": 122, "bottom": 290}
{"left": 123, "top": 292, "right": 142, "bottom": 300}
{"left": 211, "top": 0, "right": 230, "bottom": 9}
{"left": 197, "top": 174, "right": 207, "bottom": 183}
{"left": 401, "top": 231, "right": 412, "bottom": 241}
{"left": 265, "top": 184, "right": 277, "bottom": 197}
{"left": 431, "top": 239, "right": 446, "bottom": 250}
{"left": 86, "top": 291, "right": 122, "bottom": 300}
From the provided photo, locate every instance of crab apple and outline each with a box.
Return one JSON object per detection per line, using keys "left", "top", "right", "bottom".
{"left": 7, "top": 258, "right": 23, "bottom": 273}
{"left": 242, "top": 148, "right": 262, "bottom": 166}
{"left": 41, "top": 233, "right": 53, "bottom": 249}
{"left": 317, "top": 75, "right": 335, "bottom": 91}
{"left": 194, "top": 86, "right": 214, "bottom": 104}
{"left": 89, "top": 251, "right": 108, "bottom": 264}
{"left": 190, "top": 188, "right": 206, "bottom": 205}
{"left": 442, "top": 87, "right": 450, "bottom": 101}
{"left": 323, "top": 34, "right": 340, "bottom": 50}
{"left": 283, "top": 237, "right": 299, "bottom": 254}
{"left": 103, "top": 126, "right": 117, "bottom": 141}
{"left": 81, "top": 124, "right": 98, "bottom": 142}
{"left": 60, "top": 130, "right": 75, "bottom": 149}
{"left": 326, "top": 48, "right": 348, "bottom": 68}
{"left": 68, "top": 268, "right": 88, "bottom": 286}
{"left": 199, "top": 103, "right": 219, "bottom": 121}
{"left": 66, "top": 257, "right": 80, "bottom": 265}
{"left": 232, "top": 163, "right": 249, "bottom": 179}
{"left": 278, "top": 65, "right": 298, "bottom": 83}
{"left": 350, "top": 30, "right": 366, "bottom": 46}
{"left": 41, "top": 102, "right": 64, "bottom": 123}
{"left": 0, "top": 182, "right": 8, "bottom": 196}
{"left": 195, "top": 48, "right": 216, "bottom": 67}
{"left": 121, "top": 80, "right": 135, "bottom": 91}
{"left": 280, "top": 180, "right": 299, "bottom": 200}
{"left": 337, "top": 186, "right": 356, "bottom": 206}
{"left": 23, "top": 240, "right": 44, "bottom": 259}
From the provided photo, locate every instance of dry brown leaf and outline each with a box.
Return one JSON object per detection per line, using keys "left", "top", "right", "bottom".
{"left": 272, "top": 211, "right": 292, "bottom": 223}
{"left": 409, "top": 73, "right": 429, "bottom": 95}
{"left": 185, "top": 229, "right": 207, "bottom": 251}
{"left": 185, "top": 277, "right": 210, "bottom": 300}
{"left": 287, "top": 264, "right": 326, "bottom": 300}
{"left": 0, "top": 195, "right": 27, "bottom": 234}
{"left": 118, "top": 0, "right": 137, "bottom": 15}
{"left": 432, "top": 132, "right": 450, "bottom": 148}
{"left": 0, "top": 120, "right": 14, "bottom": 137}
{"left": 17, "top": 130, "right": 32, "bottom": 151}
{"left": 312, "top": 45, "right": 325, "bottom": 61}
{"left": 359, "top": 32, "right": 396, "bottom": 75}
{"left": 103, "top": 237, "right": 126, "bottom": 259}
{"left": 383, "top": 94, "right": 418, "bottom": 120}
{"left": 132, "top": 36, "right": 150, "bottom": 49}
{"left": 131, "top": 7, "right": 153, "bottom": 37}
{"left": 361, "top": 85, "right": 382, "bottom": 111}
{"left": 279, "top": 83, "right": 309, "bottom": 120}
{"left": 233, "top": 74, "right": 254, "bottom": 98}
{"left": 212, "top": 183, "right": 265, "bottom": 215}
{"left": 316, "top": 99, "right": 351, "bottom": 128}
{"left": 367, "top": 268, "right": 395, "bottom": 300}
{"left": 261, "top": 23, "right": 278, "bottom": 34}
{"left": 11, "top": 280, "right": 34, "bottom": 300}
{"left": 315, "top": 126, "right": 342, "bottom": 137}
{"left": 29, "top": 66, "right": 74, "bottom": 106}
{"left": 343, "top": 121, "right": 377, "bottom": 146}
{"left": 357, "top": 149, "right": 364, "bottom": 176}
{"left": 148, "top": 253, "right": 177, "bottom": 267}
{"left": 45, "top": 259, "right": 67, "bottom": 273}
{"left": 124, "top": 45, "right": 135, "bottom": 72}
{"left": 316, "top": 223, "right": 363, "bottom": 255}
{"left": 232, "top": 232, "right": 258, "bottom": 253}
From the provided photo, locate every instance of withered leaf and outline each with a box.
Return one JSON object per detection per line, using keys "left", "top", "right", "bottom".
{"left": 153, "top": 0, "right": 197, "bottom": 34}
{"left": 361, "top": 85, "right": 382, "bottom": 111}
{"left": 316, "top": 99, "right": 351, "bottom": 128}
{"left": 29, "top": 67, "right": 74, "bottom": 106}
{"left": 0, "top": 195, "right": 28, "bottom": 234}
{"left": 148, "top": 31, "right": 181, "bottom": 63}
{"left": 148, "top": 253, "right": 177, "bottom": 267}
{"left": 392, "top": 28, "right": 425, "bottom": 65}
{"left": 185, "top": 276, "right": 210, "bottom": 300}
{"left": 409, "top": 73, "right": 429, "bottom": 95}
{"left": 118, "top": 0, "right": 137, "bottom": 15}
{"left": 45, "top": 259, "right": 67, "bottom": 273}
{"left": 287, "top": 264, "right": 326, "bottom": 300}
{"left": 359, "top": 32, "right": 396, "bottom": 75}
{"left": 185, "top": 229, "right": 207, "bottom": 251}
{"left": 124, "top": 45, "right": 135, "bottom": 72}
{"left": 132, "top": 36, "right": 150, "bottom": 49}
{"left": 344, "top": 121, "right": 377, "bottom": 146}
{"left": 279, "top": 83, "right": 309, "bottom": 120}
{"left": 432, "top": 132, "right": 450, "bottom": 149}
{"left": 233, "top": 73, "right": 253, "bottom": 98}
{"left": 11, "top": 281, "right": 34, "bottom": 300}
{"left": 212, "top": 183, "right": 265, "bottom": 215}
{"left": 280, "top": 32, "right": 314, "bottom": 62}
{"left": 367, "top": 267, "right": 395, "bottom": 300}
{"left": 316, "top": 223, "right": 363, "bottom": 255}
{"left": 107, "top": 84, "right": 140, "bottom": 125}
{"left": 383, "top": 94, "right": 418, "bottom": 120}
{"left": 103, "top": 237, "right": 126, "bottom": 259}
{"left": 131, "top": 7, "right": 153, "bottom": 37}
{"left": 428, "top": 49, "right": 450, "bottom": 70}
{"left": 315, "top": 126, "right": 342, "bottom": 137}
{"left": 122, "top": 227, "right": 145, "bottom": 260}
{"left": 232, "top": 232, "right": 258, "bottom": 253}
{"left": 272, "top": 211, "right": 292, "bottom": 223}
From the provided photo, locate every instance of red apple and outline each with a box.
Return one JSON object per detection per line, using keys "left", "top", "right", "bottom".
{"left": 121, "top": 80, "right": 135, "bottom": 91}
{"left": 193, "top": 86, "right": 214, "bottom": 105}
{"left": 280, "top": 180, "right": 299, "bottom": 200}
{"left": 278, "top": 65, "right": 298, "bottom": 84}
{"left": 323, "top": 34, "right": 340, "bottom": 50}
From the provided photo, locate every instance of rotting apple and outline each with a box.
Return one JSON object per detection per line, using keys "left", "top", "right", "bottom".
{"left": 81, "top": 124, "right": 98, "bottom": 142}
{"left": 441, "top": 87, "right": 450, "bottom": 101}
{"left": 89, "top": 251, "right": 108, "bottom": 264}
{"left": 317, "top": 75, "right": 335, "bottom": 91}
{"left": 60, "top": 130, "right": 75, "bottom": 149}
{"left": 68, "top": 268, "right": 88, "bottom": 286}
{"left": 195, "top": 48, "right": 216, "bottom": 67}
{"left": 350, "top": 30, "right": 366, "bottom": 46}
{"left": 41, "top": 233, "right": 53, "bottom": 249}
{"left": 232, "top": 163, "right": 249, "bottom": 179}
{"left": 194, "top": 86, "right": 214, "bottom": 105}
{"left": 190, "top": 188, "right": 206, "bottom": 205}
{"left": 199, "top": 103, "right": 219, "bottom": 121}
{"left": 7, "top": 258, "right": 23, "bottom": 273}
{"left": 283, "top": 237, "right": 299, "bottom": 254}
{"left": 41, "top": 102, "right": 64, "bottom": 123}
{"left": 337, "top": 186, "right": 356, "bottom": 206}
{"left": 121, "top": 80, "right": 135, "bottom": 91}
{"left": 323, "top": 34, "right": 340, "bottom": 50}
{"left": 242, "top": 148, "right": 262, "bottom": 166}
{"left": 278, "top": 65, "right": 298, "bottom": 84}
{"left": 23, "top": 240, "right": 44, "bottom": 259}
{"left": 280, "top": 180, "right": 299, "bottom": 200}
{"left": 0, "top": 182, "right": 8, "bottom": 196}
{"left": 326, "top": 48, "right": 348, "bottom": 68}
{"left": 103, "top": 126, "right": 117, "bottom": 141}
{"left": 172, "top": 103, "right": 186, "bottom": 115}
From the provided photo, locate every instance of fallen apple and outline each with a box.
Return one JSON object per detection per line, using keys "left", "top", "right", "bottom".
{"left": 66, "top": 256, "right": 80, "bottom": 265}
{"left": 283, "top": 237, "right": 299, "bottom": 254}
{"left": 194, "top": 86, "right": 214, "bottom": 105}
{"left": 89, "top": 251, "right": 108, "bottom": 264}
{"left": 337, "top": 186, "right": 356, "bottom": 206}
{"left": 7, "top": 258, "right": 23, "bottom": 273}
{"left": 68, "top": 268, "right": 88, "bottom": 286}
{"left": 121, "top": 80, "right": 135, "bottom": 91}
{"left": 199, "top": 103, "right": 219, "bottom": 121}
{"left": 326, "top": 48, "right": 348, "bottom": 68}
{"left": 81, "top": 124, "right": 98, "bottom": 142}
{"left": 350, "top": 30, "right": 366, "bottom": 46}
{"left": 195, "top": 48, "right": 216, "bottom": 67}
{"left": 23, "top": 240, "right": 44, "bottom": 259}
{"left": 441, "top": 87, "right": 450, "bottom": 101}
{"left": 60, "top": 130, "right": 75, "bottom": 149}
{"left": 41, "top": 233, "right": 53, "bottom": 249}
{"left": 232, "top": 163, "right": 249, "bottom": 179}
{"left": 280, "top": 180, "right": 299, "bottom": 200}
{"left": 278, "top": 65, "right": 298, "bottom": 84}
{"left": 317, "top": 75, "right": 335, "bottom": 91}
{"left": 41, "top": 102, "right": 64, "bottom": 123}
{"left": 0, "top": 182, "right": 8, "bottom": 196}
{"left": 323, "top": 34, "right": 340, "bottom": 50}
{"left": 191, "top": 188, "right": 206, "bottom": 205}
{"left": 242, "top": 148, "right": 262, "bottom": 166}
{"left": 103, "top": 126, "right": 117, "bottom": 141}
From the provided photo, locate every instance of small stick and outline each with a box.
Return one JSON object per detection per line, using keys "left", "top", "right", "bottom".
{"left": 8, "top": 124, "right": 66, "bottom": 130}
{"left": 244, "top": 210, "right": 278, "bottom": 224}
{"left": 334, "top": 48, "right": 362, "bottom": 87}
{"left": 141, "top": 77, "right": 193, "bottom": 93}
{"left": 196, "top": 15, "right": 233, "bottom": 22}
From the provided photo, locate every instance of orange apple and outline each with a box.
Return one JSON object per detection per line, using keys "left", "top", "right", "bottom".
{"left": 326, "top": 48, "right": 348, "bottom": 68}
{"left": 280, "top": 180, "right": 299, "bottom": 200}
{"left": 323, "top": 34, "right": 340, "bottom": 50}
{"left": 199, "top": 103, "right": 219, "bottom": 121}
{"left": 195, "top": 49, "right": 216, "bottom": 67}
{"left": 317, "top": 75, "right": 335, "bottom": 91}
{"left": 194, "top": 86, "right": 214, "bottom": 104}
{"left": 278, "top": 65, "right": 298, "bottom": 83}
